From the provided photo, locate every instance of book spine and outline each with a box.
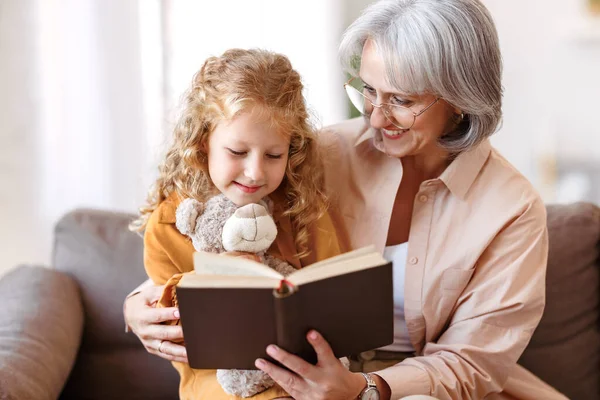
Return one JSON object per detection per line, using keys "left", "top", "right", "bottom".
{"left": 274, "top": 289, "right": 307, "bottom": 360}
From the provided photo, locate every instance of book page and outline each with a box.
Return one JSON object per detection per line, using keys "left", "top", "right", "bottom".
{"left": 178, "top": 274, "right": 280, "bottom": 288}
{"left": 288, "top": 248, "right": 388, "bottom": 287}
{"left": 298, "top": 245, "right": 377, "bottom": 271}
{"left": 193, "top": 251, "right": 283, "bottom": 279}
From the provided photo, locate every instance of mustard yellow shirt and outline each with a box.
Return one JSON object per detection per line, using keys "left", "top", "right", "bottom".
{"left": 143, "top": 191, "right": 341, "bottom": 400}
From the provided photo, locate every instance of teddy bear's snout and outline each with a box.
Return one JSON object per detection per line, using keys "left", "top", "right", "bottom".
{"left": 222, "top": 203, "right": 277, "bottom": 252}
{"left": 233, "top": 204, "right": 269, "bottom": 219}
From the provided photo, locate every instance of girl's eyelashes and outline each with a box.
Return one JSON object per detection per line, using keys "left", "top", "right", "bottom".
{"left": 227, "top": 148, "right": 246, "bottom": 156}
{"left": 227, "top": 148, "right": 283, "bottom": 159}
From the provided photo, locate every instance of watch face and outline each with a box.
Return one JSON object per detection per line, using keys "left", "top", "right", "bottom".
{"left": 361, "top": 387, "right": 380, "bottom": 400}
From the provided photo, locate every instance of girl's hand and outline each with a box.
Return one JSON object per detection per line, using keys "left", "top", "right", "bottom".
{"left": 220, "top": 251, "right": 261, "bottom": 263}
{"left": 255, "top": 330, "right": 367, "bottom": 400}
{"left": 124, "top": 285, "right": 188, "bottom": 363}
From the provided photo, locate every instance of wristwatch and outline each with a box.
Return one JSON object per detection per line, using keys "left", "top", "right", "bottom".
{"left": 358, "top": 372, "right": 380, "bottom": 400}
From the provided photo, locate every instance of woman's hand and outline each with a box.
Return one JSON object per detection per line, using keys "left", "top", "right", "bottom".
{"left": 255, "top": 330, "right": 366, "bottom": 400}
{"left": 124, "top": 284, "right": 188, "bottom": 363}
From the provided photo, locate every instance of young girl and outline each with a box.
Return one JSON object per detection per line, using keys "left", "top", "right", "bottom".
{"left": 130, "top": 49, "right": 342, "bottom": 399}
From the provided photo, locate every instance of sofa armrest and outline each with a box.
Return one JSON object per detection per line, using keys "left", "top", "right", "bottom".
{"left": 0, "top": 265, "right": 83, "bottom": 400}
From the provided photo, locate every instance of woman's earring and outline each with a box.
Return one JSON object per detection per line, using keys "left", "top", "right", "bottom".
{"left": 455, "top": 112, "right": 465, "bottom": 124}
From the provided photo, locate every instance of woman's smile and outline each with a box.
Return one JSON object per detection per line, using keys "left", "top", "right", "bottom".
{"left": 381, "top": 129, "right": 408, "bottom": 140}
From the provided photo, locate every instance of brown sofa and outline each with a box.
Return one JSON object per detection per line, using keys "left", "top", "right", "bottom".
{"left": 0, "top": 203, "right": 598, "bottom": 399}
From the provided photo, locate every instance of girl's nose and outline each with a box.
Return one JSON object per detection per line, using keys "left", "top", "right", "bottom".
{"left": 245, "top": 157, "right": 265, "bottom": 182}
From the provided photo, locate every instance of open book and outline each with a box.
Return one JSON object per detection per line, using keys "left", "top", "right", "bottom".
{"left": 176, "top": 246, "right": 394, "bottom": 370}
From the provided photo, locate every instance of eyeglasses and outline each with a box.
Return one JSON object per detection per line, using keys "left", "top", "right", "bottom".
{"left": 344, "top": 77, "right": 440, "bottom": 130}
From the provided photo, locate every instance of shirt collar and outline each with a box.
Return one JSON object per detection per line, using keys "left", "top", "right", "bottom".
{"left": 354, "top": 123, "right": 492, "bottom": 200}
{"left": 353, "top": 118, "right": 376, "bottom": 148}
{"left": 438, "top": 139, "right": 492, "bottom": 199}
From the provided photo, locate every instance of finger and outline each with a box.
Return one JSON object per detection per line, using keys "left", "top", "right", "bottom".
{"left": 156, "top": 340, "right": 187, "bottom": 360}
{"left": 265, "top": 344, "right": 315, "bottom": 380}
{"left": 145, "top": 339, "right": 188, "bottom": 362}
{"left": 147, "top": 348, "right": 188, "bottom": 363}
{"left": 255, "top": 357, "right": 305, "bottom": 398}
{"left": 237, "top": 254, "right": 261, "bottom": 263}
{"left": 140, "top": 306, "right": 181, "bottom": 325}
{"left": 306, "top": 330, "right": 337, "bottom": 367}
{"left": 139, "top": 322, "right": 184, "bottom": 343}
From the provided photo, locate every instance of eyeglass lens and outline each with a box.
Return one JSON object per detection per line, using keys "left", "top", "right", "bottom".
{"left": 344, "top": 85, "right": 415, "bottom": 129}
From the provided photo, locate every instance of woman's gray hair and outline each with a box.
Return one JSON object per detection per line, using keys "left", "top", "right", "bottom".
{"left": 340, "top": 0, "right": 503, "bottom": 153}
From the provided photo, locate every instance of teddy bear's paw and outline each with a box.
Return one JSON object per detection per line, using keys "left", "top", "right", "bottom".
{"left": 216, "top": 369, "right": 275, "bottom": 398}
{"left": 264, "top": 255, "right": 297, "bottom": 277}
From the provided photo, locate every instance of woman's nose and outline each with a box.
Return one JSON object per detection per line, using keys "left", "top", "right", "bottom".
{"left": 369, "top": 105, "right": 390, "bottom": 129}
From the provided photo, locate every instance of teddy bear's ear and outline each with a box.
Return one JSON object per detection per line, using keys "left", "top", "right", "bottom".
{"left": 175, "top": 198, "right": 205, "bottom": 235}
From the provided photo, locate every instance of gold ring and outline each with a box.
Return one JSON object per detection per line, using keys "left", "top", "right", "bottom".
{"left": 158, "top": 340, "right": 165, "bottom": 353}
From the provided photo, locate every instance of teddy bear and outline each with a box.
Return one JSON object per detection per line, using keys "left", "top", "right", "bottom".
{"left": 174, "top": 193, "right": 297, "bottom": 398}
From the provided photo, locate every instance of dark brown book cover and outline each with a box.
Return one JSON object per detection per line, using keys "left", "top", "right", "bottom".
{"left": 176, "top": 261, "right": 394, "bottom": 370}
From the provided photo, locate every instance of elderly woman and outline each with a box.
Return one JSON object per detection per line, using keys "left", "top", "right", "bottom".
{"left": 125, "top": 1, "right": 568, "bottom": 399}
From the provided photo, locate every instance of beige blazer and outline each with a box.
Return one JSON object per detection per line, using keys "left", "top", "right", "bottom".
{"left": 320, "top": 118, "right": 568, "bottom": 400}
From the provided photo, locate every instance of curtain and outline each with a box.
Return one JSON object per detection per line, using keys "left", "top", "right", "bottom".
{"left": 1, "top": 0, "right": 163, "bottom": 274}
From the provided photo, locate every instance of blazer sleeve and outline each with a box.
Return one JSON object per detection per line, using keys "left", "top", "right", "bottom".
{"left": 377, "top": 198, "right": 549, "bottom": 399}
{"left": 143, "top": 208, "right": 195, "bottom": 285}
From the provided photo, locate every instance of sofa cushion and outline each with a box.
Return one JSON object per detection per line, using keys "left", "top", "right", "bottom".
{"left": 519, "top": 202, "right": 600, "bottom": 400}
{"left": 0, "top": 265, "right": 83, "bottom": 400}
{"left": 53, "top": 208, "right": 146, "bottom": 349}
{"left": 53, "top": 209, "right": 179, "bottom": 399}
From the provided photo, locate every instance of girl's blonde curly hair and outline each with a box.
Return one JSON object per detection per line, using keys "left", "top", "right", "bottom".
{"left": 131, "top": 48, "right": 327, "bottom": 258}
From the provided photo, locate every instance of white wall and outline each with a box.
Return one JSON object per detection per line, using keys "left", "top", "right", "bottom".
{"left": 343, "top": 0, "right": 600, "bottom": 201}
{"left": 164, "top": 0, "right": 346, "bottom": 129}
{"left": 485, "top": 0, "right": 600, "bottom": 201}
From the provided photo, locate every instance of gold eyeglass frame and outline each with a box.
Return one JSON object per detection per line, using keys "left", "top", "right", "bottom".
{"left": 344, "top": 76, "right": 441, "bottom": 129}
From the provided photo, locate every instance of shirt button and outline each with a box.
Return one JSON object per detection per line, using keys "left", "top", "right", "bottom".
{"left": 419, "top": 195, "right": 428, "bottom": 203}
{"left": 409, "top": 257, "right": 418, "bottom": 265}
